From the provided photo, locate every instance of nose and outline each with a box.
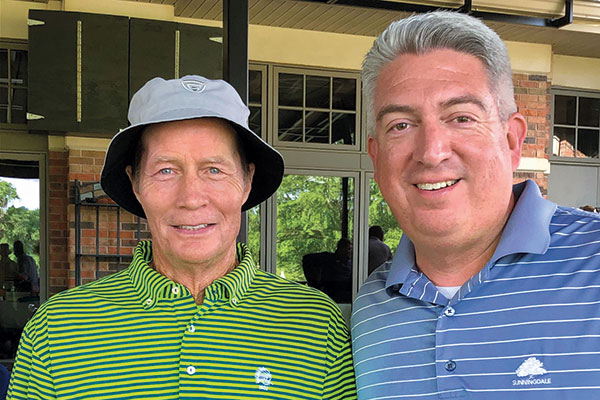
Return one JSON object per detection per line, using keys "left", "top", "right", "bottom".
{"left": 175, "top": 171, "right": 208, "bottom": 210}
{"left": 413, "top": 119, "right": 452, "bottom": 167}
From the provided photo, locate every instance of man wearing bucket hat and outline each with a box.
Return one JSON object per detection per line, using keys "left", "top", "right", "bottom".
{"left": 8, "top": 76, "right": 356, "bottom": 400}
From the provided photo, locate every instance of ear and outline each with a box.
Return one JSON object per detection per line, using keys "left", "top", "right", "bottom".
{"left": 505, "top": 112, "right": 527, "bottom": 172}
{"left": 125, "top": 165, "right": 141, "bottom": 199}
{"left": 243, "top": 163, "right": 256, "bottom": 203}
{"left": 367, "top": 135, "right": 379, "bottom": 179}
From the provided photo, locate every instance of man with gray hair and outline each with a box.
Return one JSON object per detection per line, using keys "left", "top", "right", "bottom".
{"left": 352, "top": 11, "right": 600, "bottom": 399}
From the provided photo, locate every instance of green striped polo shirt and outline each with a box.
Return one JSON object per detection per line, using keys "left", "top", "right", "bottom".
{"left": 8, "top": 241, "right": 356, "bottom": 400}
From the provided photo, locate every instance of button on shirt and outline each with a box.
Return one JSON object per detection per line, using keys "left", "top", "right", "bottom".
{"left": 8, "top": 242, "right": 357, "bottom": 400}
{"left": 352, "top": 180, "right": 600, "bottom": 399}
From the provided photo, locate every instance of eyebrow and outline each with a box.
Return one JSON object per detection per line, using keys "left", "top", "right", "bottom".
{"left": 376, "top": 94, "right": 488, "bottom": 123}
{"left": 441, "top": 95, "right": 487, "bottom": 113}
{"left": 376, "top": 104, "right": 417, "bottom": 122}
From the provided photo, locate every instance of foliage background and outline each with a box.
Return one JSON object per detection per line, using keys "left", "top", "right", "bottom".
{"left": 0, "top": 180, "right": 40, "bottom": 264}
{"left": 247, "top": 175, "right": 402, "bottom": 281}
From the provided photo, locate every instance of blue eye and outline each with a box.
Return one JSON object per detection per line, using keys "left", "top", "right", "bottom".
{"left": 159, "top": 168, "right": 172, "bottom": 175}
{"left": 209, "top": 167, "right": 221, "bottom": 174}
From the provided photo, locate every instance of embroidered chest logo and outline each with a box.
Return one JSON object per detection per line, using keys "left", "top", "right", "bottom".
{"left": 512, "top": 357, "right": 551, "bottom": 386}
{"left": 255, "top": 367, "right": 273, "bottom": 391}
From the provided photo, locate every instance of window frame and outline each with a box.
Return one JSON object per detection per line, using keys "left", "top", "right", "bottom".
{"left": 271, "top": 65, "right": 361, "bottom": 151}
{"left": 0, "top": 40, "right": 28, "bottom": 130}
{"left": 550, "top": 87, "right": 600, "bottom": 164}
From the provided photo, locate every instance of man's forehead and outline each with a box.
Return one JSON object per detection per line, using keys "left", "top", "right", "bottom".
{"left": 140, "top": 118, "right": 237, "bottom": 147}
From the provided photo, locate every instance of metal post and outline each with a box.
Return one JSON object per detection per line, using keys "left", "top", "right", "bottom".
{"left": 74, "top": 180, "right": 81, "bottom": 286}
{"left": 223, "top": 0, "right": 250, "bottom": 244}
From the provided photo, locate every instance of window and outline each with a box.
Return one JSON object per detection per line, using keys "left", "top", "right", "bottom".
{"left": 0, "top": 42, "right": 28, "bottom": 126}
{"left": 247, "top": 65, "right": 268, "bottom": 266}
{"left": 274, "top": 67, "right": 360, "bottom": 149}
{"left": 552, "top": 90, "right": 600, "bottom": 159}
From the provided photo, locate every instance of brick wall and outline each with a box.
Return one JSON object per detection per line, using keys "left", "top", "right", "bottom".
{"left": 67, "top": 149, "right": 150, "bottom": 287}
{"left": 48, "top": 150, "right": 70, "bottom": 296}
{"left": 513, "top": 73, "right": 551, "bottom": 196}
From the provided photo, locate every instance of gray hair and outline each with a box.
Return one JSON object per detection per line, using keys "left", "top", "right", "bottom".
{"left": 363, "top": 11, "right": 517, "bottom": 136}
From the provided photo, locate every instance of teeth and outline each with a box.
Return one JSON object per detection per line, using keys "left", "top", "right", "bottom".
{"left": 177, "top": 224, "right": 208, "bottom": 230}
{"left": 416, "top": 180, "right": 458, "bottom": 191}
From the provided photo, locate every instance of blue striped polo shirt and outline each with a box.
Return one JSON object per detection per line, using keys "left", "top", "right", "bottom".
{"left": 352, "top": 180, "right": 600, "bottom": 399}
{"left": 8, "top": 242, "right": 356, "bottom": 399}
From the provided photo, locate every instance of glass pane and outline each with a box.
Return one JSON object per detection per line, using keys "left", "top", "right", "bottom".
{"left": 278, "top": 73, "right": 303, "bottom": 107}
{"left": 0, "top": 87, "right": 7, "bottom": 123}
{"left": 368, "top": 179, "right": 402, "bottom": 275}
{"left": 577, "top": 129, "right": 599, "bottom": 158}
{"left": 578, "top": 97, "right": 600, "bottom": 128}
{"left": 10, "top": 50, "right": 27, "bottom": 85}
{"left": 278, "top": 109, "right": 303, "bottom": 142}
{"left": 249, "top": 69, "right": 262, "bottom": 104}
{"left": 306, "top": 75, "right": 330, "bottom": 109}
{"left": 247, "top": 204, "right": 260, "bottom": 268}
{"left": 276, "top": 174, "right": 354, "bottom": 304}
{"left": 0, "top": 49, "right": 7, "bottom": 81}
{"left": 249, "top": 106, "right": 261, "bottom": 137}
{"left": 332, "top": 113, "right": 355, "bottom": 145}
{"left": 0, "top": 169, "right": 41, "bottom": 362}
{"left": 332, "top": 78, "right": 356, "bottom": 110}
{"left": 554, "top": 95, "right": 576, "bottom": 125}
{"left": 553, "top": 127, "right": 576, "bottom": 157}
{"left": 11, "top": 88, "right": 27, "bottom": 124}
{"left": 305, "top": 111, "right": 329, "bottom": 143}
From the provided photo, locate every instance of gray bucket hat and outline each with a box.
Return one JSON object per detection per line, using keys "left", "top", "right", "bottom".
{"left": 100, "top": 75, "right": 284, "bottom": 218}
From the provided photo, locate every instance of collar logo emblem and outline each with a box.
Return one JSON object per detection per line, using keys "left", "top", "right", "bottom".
{"left": 255, "top": 367, "right": 273, "bottom": 391}
{"left": 181, "top": 79, "right": 206, "bottom": 93}
{"left": 512, "top": 357, "right": 551, "bottom": 386}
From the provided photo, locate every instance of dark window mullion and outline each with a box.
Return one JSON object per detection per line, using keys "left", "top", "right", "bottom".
{"left": 302, "top": 74, "right": 306, "bottom": 143}
{"left": 7, "top": 49, "right": 12, "bottom": 123}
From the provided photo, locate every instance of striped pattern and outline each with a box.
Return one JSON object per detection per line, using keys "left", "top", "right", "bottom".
{"left": 351, "top": 180, "right": 600, "bottom": 399}
{"left": 8, "top": 242, "right": 356, "bottom": 399}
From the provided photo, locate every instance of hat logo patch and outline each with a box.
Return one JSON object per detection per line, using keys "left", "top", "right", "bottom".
{"left": 181, "top": 79, "right": 206, "bottom": 93}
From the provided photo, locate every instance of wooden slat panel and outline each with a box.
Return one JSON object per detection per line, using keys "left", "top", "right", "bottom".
{"left": 270, "top": 3, "right": 312, "bottom": 27}
{"left": 287, "top": 5, "right": 328, "bottom": 29}
{"left": 258, "top": 2, "right": 293, "bottom": 25}
{"left": 251, "top": 1, "right": 285, "bottom": 22}
{"left": 201, "top": 1, "right": 223, "bottom": 19}
{"left": 174, "top": 0, "right": 197, "bottom": 17}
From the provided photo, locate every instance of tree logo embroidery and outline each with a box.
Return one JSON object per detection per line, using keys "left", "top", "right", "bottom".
{"left": 512, "top": 357, "right": 551, "bottom": 386}
{"left": 255, "top": 367, "right": 273, "bottom": 391}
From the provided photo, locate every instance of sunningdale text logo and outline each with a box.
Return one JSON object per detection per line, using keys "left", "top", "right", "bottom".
{"left": 512, "top": 357, "right": 551, "bottom": 386}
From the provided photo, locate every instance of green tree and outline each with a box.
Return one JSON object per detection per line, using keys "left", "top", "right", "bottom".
{"left": 0, "top": 180, "right": 20, "bottom": 243}
{"left": 247, "top": 205, "right": 261, "bottom": 266}
{"left": 0, "top": 180, "right": 39, "bottom": 260}
{"left": 2, "top": 206, "right": 40, "bottom": 256}
{"left": 276, "top": 175, "right": 354, "bottom": 281}
{"left": 369, "top": 180, "right": 403, "bottom": 253}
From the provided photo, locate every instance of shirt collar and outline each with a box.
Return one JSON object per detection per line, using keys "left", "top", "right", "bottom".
{"left": 128, "top": 241, "right": 257, "bottom": 309}
{"left": 386, "top": 179, "right": 557, "bottom": 290}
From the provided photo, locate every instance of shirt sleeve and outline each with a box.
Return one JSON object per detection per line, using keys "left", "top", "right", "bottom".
{"left": 7, "top": 312, "right": 56, "bottom": 400}
{"left": 322, "top": 308, "right": 357, "bottom": 400}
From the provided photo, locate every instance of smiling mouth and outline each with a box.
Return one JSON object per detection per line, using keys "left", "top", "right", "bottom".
{"left": 415, "top": 179, "right": 459, "bottom": 191}
{"left": 175, "top": 224, "right": 211, "bottom": 231}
